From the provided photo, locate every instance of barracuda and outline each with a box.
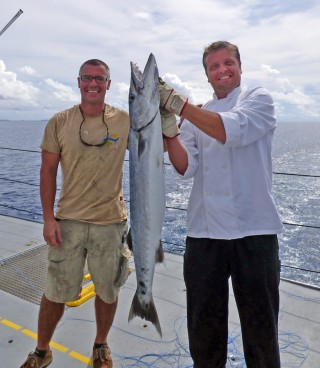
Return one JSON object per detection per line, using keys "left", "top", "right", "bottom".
{"left": 128, "top": 53, "right": 165, "bottom": 337}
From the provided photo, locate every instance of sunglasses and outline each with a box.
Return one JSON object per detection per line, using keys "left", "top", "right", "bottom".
{"left": 79, "top": 105, "right": 109, "bottom": 147}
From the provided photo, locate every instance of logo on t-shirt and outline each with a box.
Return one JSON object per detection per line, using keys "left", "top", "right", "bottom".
{"left": 103, "top": 134, "right": 119, "bottom": 146}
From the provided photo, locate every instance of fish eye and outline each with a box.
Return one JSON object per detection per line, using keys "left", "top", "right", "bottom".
{"left": 129, "top": 94, "right": 135, "bottom": 102}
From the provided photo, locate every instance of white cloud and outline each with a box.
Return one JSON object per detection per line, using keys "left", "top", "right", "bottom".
{"left": 19, "top": 66, "right": 37, "bottom": 76}
{"left": 0, "top": 60, "right": 39, "bottom": 101}
{"left": 258, "top": 64, "right": 319, "bottom": 121}
{"left": 0, "top": 0, "right": 319, "bottom": 121}
{"left": 133, "top": 12, "right": 152, "bottom": 21}
{"left": 44, "top": 78, "right": 78, "bottom": 102}
{"left": 107, "top": 82, "right": 130, "bottom": 110}
{"left": 160, "top": 72, "right": 213, "bottom": 106}
{"left": 260, "top": 64, "right": 280, "bottom": 77}
{"left": 161, "top": 73, "right": 194, "bottom": 98}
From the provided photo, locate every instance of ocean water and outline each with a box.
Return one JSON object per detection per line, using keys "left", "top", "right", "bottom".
{"left": 0, "top": 120, "right": 319, "bottom": 287}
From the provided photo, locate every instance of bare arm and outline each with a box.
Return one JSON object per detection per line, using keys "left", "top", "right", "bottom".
{"left": 164, "top": 136, "right": 188, "bottom": 175}
{"left": 40, "top": 150, "right": 62, "bottom": 246}
{"left": 182, "top": 104, "right": 226, "bottom": 144}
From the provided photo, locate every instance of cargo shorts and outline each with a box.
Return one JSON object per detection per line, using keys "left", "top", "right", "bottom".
{"left": 45, "top": 219, "right": 129, "bottom": 304}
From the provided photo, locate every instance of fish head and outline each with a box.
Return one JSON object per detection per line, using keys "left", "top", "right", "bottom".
{"left": 129, "top": 53, "right": 160, "bottom": 132}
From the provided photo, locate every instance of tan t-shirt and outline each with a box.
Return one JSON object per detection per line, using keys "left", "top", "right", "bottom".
{"left": 41, "top": 104, "right": 130, "bottom": 224}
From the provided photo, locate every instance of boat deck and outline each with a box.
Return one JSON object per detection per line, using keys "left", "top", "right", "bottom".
{"left": 0, "top": 214, "right": 319, "bottom": 367}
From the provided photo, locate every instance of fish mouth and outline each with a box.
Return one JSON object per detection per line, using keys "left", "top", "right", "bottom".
{"left": 130, "top": 62, "right": 144, "bottom": 90}
{"left": 130, "top": 53, "right": 158, "bottom": 91}
{"left": 129, "top": 53, "right": 160, "bottom": 133}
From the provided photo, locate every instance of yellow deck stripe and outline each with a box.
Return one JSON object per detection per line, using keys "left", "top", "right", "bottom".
{"left": 1, "top": 272, "right": 95, "bottom": 364}
{"left": 1, "top": 319, "right": 21, "bottom": 330}
{"left": 49, "top": 340, "right": 69, "bottom": 353}
{"left": 69, "top": 351, "right": 92, "bottom": 365}
{"left": 21, "top": 329, "right": 37, "bottom": 339}
{"left": 21, "top": 329, "right": 68, "bottom": 352}
{"left": 4, "top": 318, "right": 93, "bottom": 365}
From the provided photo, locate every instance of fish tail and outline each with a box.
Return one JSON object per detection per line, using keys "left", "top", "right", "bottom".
{"left": 128, "top": 291, "right": 162, "bottom": 337}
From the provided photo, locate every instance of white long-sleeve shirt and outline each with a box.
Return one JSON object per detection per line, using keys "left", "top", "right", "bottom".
{"left": 179, "top": 86, "right": 284, "bottom": 240}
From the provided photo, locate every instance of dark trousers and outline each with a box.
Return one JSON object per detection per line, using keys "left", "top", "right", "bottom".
{"left": 184, "top": 235, "right": 281, "bottom": 368}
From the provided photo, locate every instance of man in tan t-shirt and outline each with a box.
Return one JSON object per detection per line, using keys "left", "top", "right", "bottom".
{"left": 20, "top": 59, "right": 130, "bottom": 368}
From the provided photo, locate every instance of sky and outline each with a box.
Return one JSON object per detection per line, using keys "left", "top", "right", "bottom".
{"left": 0, "top": 0, "right": 320, "bottom": 122}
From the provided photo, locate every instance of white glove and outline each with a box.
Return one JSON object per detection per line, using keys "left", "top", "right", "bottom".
{"left": 158, "top": 78, "right": 188, "bottom": 116}
{"left": 160, "top": 108, "right": 180, "bottom": 138}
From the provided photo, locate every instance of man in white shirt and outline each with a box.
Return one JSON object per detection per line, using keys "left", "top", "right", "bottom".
{"left": 159, "top": 41, "right": 283, "bottom": 368}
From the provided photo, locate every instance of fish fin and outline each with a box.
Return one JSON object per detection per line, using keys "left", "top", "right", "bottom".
{"left": 156, "top": 240, "right": 164, "bottom": 264}
{"left": 128, "top": 291, "right": 162, "bottom": 337}
{"left": 138, "top": 133, "right": 146, "bottom": 159}
{"left": 127, "top": 228, "right": 133, "bottom": 251}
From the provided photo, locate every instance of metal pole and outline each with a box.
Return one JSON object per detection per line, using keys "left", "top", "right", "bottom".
{"left": 0, "top": 9, "right": 23, "bottom": 38}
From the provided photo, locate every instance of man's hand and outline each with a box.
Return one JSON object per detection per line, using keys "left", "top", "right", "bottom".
{"left": 43, "top": 219, "right": 62, "bottom": 247}
{"left": 158, "top": 78, "right": 188, "bottom": 116}
{"left": 160, "top": 107, "right": 180, "bottom": 138}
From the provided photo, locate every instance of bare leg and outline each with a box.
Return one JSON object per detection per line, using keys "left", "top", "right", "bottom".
{"left": 94, "top": 295, "right": 118, "bottom": 344}
{"left": 36, "top": 294, "right": 65, "bottom": 350}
